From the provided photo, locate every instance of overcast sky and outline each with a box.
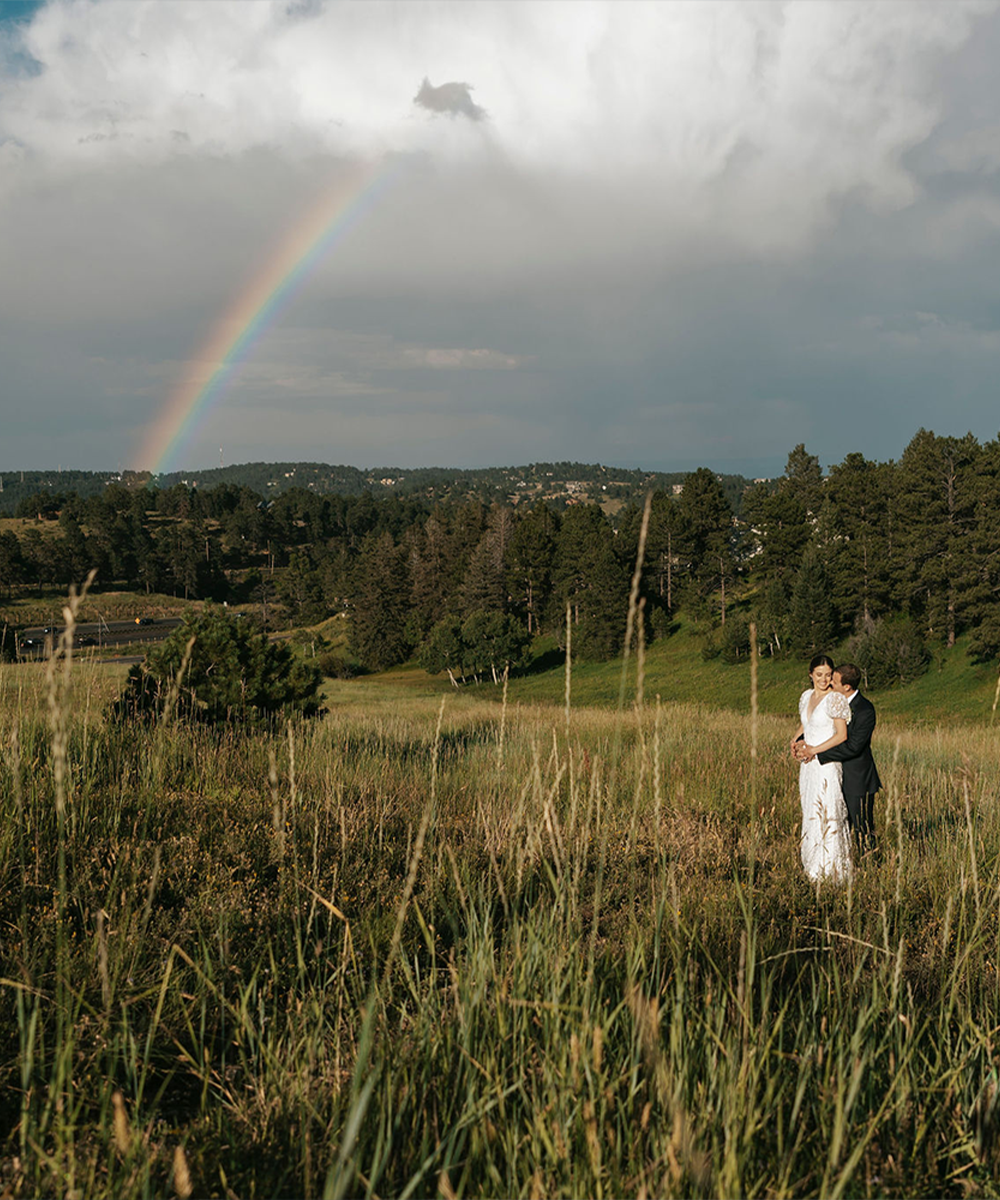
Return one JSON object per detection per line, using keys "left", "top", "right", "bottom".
{"left": 2, "top": 0, "right": 999, "bottom": 476}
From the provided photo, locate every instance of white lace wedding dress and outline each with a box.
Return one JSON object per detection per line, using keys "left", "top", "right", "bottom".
{"left": 799, "top": 689, "right": 853, "bottom": 882}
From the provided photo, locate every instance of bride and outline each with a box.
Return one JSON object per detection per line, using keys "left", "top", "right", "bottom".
{"left": 791, "top": 654, "right": 852, "bottom": 882}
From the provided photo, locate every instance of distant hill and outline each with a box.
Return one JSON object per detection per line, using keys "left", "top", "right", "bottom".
{"left": 0, "top": 469, "right": 122, "bottom": 515}
{"left": 0, "top": 460, "right": 762, "bottom": 516}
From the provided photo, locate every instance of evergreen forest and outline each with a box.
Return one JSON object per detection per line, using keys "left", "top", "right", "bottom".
{"left": 2, "top": 429, "right": 1000, "bottom": 681}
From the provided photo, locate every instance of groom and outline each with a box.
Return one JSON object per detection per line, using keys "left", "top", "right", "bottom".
{"left": 803, "top": 662, "right": 882, "bottom": 856}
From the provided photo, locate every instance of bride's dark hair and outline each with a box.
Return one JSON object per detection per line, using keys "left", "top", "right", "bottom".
{"left": 809, "top": 653, "right": 835, "bottom": 674}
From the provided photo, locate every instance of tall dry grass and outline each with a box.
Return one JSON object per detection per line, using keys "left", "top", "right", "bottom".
{"left": 1, "top": 630, "right": 1000, "bottom": 1197}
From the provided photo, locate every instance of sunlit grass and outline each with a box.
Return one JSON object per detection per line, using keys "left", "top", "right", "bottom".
{"left": 2, "top": 634, "right": 1000, "bottom": 1197}
{"left": 504, "top": 616, "right": 1000, "bottom": 726}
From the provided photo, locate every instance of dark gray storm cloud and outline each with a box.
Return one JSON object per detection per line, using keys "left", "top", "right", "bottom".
{"left": 1, "top": 0, "right": 999, "bottom": 474}
{"left": 413, "top": 77, "right": 486, "bottom": 122}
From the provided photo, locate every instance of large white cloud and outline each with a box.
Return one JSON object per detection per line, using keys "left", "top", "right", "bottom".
{"left": 3, "top": 1, "right": 992, "bottom": 240}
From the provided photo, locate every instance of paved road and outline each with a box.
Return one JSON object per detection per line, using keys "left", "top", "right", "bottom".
{"left": 17, "top": 617, "right": 182, "bottom": 658}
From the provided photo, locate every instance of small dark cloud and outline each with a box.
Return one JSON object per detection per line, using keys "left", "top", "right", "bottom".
{"left": 413, "top": 77, "right": 486, "bottom": 122}
{"left": 77, "top": 131, "right": 127, "bottom": 144}
{"left": 284, "top": 0, "right": 323, "bottom": 19}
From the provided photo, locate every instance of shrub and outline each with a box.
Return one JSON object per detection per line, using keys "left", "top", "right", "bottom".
{"left": 648, "top": 605, "right": 675, "bottom": 641}
{"left": 0, "top": 622, "right": 17, "bottom": 662}
{"left": 111, "top": 607, "right": 322, "bottom": 723}
{"left": 700, "top": 631, "right": 721, "bottom": 661}
{"left": 719, "top": 614, "right": 752, "bottom": 664}
{"left": 316, "top": 651, "right": 361, "bottom": 679}
{"left": 968, "top": 608, "right": 1000, "bottom": 665}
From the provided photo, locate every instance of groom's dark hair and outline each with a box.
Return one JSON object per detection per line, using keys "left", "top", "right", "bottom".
{"left": 836, "top": 662, "right": 861, "bottom": 690}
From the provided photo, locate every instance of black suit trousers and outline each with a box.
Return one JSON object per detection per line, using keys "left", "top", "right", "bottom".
{"left": 843, "top": 791, "right": 877, "bottom": 854}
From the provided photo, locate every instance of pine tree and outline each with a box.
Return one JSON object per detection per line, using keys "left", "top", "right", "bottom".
{"left": 896, "top": 429, "right": 981, "bottom": 646}
{"left": 506, "top": 504, "right": 559, "bottom": 634}
{"left": 644, "top": 490, "right": 686, "bottom": 616}
{"left": 964, "top": 434, "right": 1000, "bottom": 661}
{"left": 788, "top": 547, "right": 839, "bottom": 655}
{"left": 742, "top": 445, "right": 823, "bottom": 590}
{"left": 445, "top": 501, "right": 489, "bottom": 594}
{"left": 129, "top": 511, "right": 163, "bottom": 595}
{"left": 782, "top": 444, "right": 824, "bottom": 514}
{"left": 750, "top": 577, "right": 792, "bottom": 658}
{"left": 406, "top": 515, "right": 453, "bottom": 642}
{"left": 820, "top": 453, "right": 895, "bottom": 630}
{"left": 348, "top": 531, "right": 413, "bottom": 671}
{"left": 460, "top": 506, "right": 515, "bottom": 613}
{"left": 279, "top": 551, "right": 328, "bottom": 624}
{"left": 57, "top": 512, "right": 98, "bottom": 585}
{"left": 552, "top": 505, "right": 629, "bottom": 659}
{"left": 112, "top": 608, "right": 321, "bottom": 724}
{"left": 0, "top": 531, "right": 23, "bottom": 599}
{"left": 676, "top": 468, "right": 734, "bottom": 624}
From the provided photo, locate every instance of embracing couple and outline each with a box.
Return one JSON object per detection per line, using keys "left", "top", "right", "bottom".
{"left": 790, "top": 656, "right": 882, "bottom": 883}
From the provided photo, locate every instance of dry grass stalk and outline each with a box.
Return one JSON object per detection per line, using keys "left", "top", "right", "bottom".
{"left": 112, "top": 1090, "right": 130, "bottom": 1156}
{"left": 172, "top": 1144, "right": 193, "bottom": 1199}
{"left": 564, "top": 602, "right": 572, "bottom": 737}
{"left": 161, "top": 635, "right": 195, "bottom": 725}
{"left": 619, "top": 492, "right": 653, "bottom": 710}
{"left": 496, "top": 664, "right": 509, "bottom": 770}
{"left": 636, "top": 597, "right": 647, "bottom": 711}
{"left": 96, "top": 908, "right": 111, "bottom": 1011}
{"left": 46, "top": 570, "right": 95, "bottom": 819}
{"left": 749, "top": 621, "right": 758, "bottom": 762}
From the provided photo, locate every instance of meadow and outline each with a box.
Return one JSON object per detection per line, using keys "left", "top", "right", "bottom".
{"left": 3, "top": 630, "right": 1000, "bottom": 1198}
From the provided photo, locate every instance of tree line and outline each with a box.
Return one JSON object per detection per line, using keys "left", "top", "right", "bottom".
{"left": 3, "top": 428, "right": 1000, "bottom": 681}
{"left": 0, "top": 460, "right": 753, "bottom": 517}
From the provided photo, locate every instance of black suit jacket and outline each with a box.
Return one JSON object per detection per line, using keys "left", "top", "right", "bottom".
{"left": 817, "top": 691, "right": 882, "bottom": 796}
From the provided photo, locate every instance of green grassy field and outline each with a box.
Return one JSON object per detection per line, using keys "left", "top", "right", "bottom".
{"left": 3, "top": 624, "right": 1000, "bottom": 1197}
{"left": 365, "top": 614, "right": 1000, "bottom": 727}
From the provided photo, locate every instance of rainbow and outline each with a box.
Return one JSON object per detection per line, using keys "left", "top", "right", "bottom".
{"left": 138, "top": 159, "right": 399, "bottom": 475}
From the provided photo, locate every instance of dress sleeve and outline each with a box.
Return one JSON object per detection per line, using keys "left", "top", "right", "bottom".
{"left": 828, "top": 692, "right": 852, "bottom": 723}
